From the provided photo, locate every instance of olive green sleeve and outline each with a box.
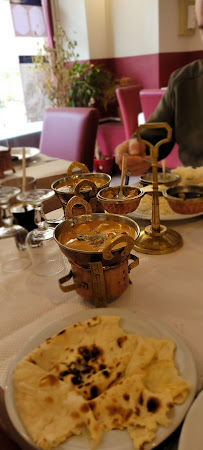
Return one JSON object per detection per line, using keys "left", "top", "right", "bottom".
{"left": 131, "top": 84, "right": 176, "bottom": 161}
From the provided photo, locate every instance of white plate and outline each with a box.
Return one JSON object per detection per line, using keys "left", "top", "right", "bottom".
{"left": 128, "top": 210, "right": 203, "bottom": 221}
{"left": 5, "top": 308, "right": 197, "bottom": 450}
{"left": 178, "top": 390, "right": 203, "bottom": 450}
{"left": 9, "top": 147, "right": 40, "bottom": 160}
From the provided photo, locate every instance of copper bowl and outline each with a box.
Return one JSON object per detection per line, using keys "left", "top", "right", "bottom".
{"left": 163, "top": 185, "right": 203, "bottom": 215}
{"left": 139, "top": 172, "right": 180, "bottom": 187}
{"left": 54, "top": 213, "right": 140, "bottom": 266}
{"left": 96, "top": 186, "right": 144, "bottom": 215}
{"left": 51, "top": 172, "right": 111, "bottom": 211}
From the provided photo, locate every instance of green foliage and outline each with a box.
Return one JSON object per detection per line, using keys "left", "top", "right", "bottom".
{"left": 33, "top": 25, "right": 129, "bottom": 112}
{"left": 33, "top": 26, "right": 77, "bottom": 108}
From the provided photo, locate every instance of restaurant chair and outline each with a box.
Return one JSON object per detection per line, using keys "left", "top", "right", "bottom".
{"left": 139, "top": 89, "right": 182, "bottom": 168}
{"left": 116, "top": 85, "right": 143, "bottom": 139}
{"left": 139, "top": 89, "right": 164, "bottom": 122}
{"left": 39, "top": 107, "right": 99, "bottom": 172}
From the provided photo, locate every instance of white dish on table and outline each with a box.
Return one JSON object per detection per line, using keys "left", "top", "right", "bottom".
{"left": 128, "top": 210, "right": 203, "bottom": 221}
{"left": 0, "top": 146, "right": 40, "bottom": 160}
{"left": 178, "top": 390, "right": 203, "bottom": 450}
{"left": 5, "top": 308, "right": 197, "bottom": 450}
{"left": 10, "top": 147, "right": 40, "bottom": 160}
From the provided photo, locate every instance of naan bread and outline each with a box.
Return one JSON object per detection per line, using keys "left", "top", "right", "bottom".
{"left": 12, "top": 315, "right": 190, "bottom": 450}
{"left": 26, "top": 315, "right": 136, "bottom": 400}
{"left": 13, "top": 360, "right": 101, "bottom": 449}
{"left": 89, "top": 374, "right": 173, "bottom": 449}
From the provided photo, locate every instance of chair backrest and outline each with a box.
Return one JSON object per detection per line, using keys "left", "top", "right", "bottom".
{"left": 139, "top": 89, "right": 182, "bottom": 168}
{"left": 139, "top": 89, "right": 164, "bottom": 122}
{"left": 116, "top": 85, "right": 143, "bottom": 139}
{"left": 39, "top": 107, "right": 99, "bottom": 172}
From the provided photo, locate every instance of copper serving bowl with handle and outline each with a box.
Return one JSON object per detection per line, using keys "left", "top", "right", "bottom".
{"left": 58, "top": 252, "right": 139, "bottom": 306}
{"left": 54, "top": 196, "right": 140, "bottom": 305}
{"left": 97, "top": 185, "right": 144, "bottom": 215}
{"left": 54, "top": 199, "right": 140, "bottom": 267}
{"left": 163, "top": 185, "right": 203, "bottom": 215}
{"left": 51, "top": 161, "right": 111, "bottom": 213}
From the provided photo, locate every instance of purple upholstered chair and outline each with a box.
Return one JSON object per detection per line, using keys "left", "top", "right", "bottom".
{"left": 116, "top": 85, "right": 143, "bottom": 139}
{"left": 39, "top": 107, "right": 99, "bottom": 171}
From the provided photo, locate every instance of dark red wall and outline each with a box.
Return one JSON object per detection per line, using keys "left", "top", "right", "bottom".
{"left": 159, "top": 50, "right": 203, "bottom": 86}
{"left": 91, "top": 50, "right": 203, "bottom": 88}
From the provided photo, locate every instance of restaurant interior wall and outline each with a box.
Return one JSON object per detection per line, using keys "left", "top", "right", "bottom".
{"left": 57, "top": 0, "right": 203, "bottom": 88}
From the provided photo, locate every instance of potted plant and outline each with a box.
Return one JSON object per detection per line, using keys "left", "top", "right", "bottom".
{"left": 33, "top": 25, "right": 132, "bottom": 117}
{"left": 33, "top": 25, "right": 135, "bottom": 175}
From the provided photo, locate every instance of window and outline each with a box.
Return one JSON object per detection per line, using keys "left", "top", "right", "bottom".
{"left": 0, "top": 0, "right": 47, "bottom": 140}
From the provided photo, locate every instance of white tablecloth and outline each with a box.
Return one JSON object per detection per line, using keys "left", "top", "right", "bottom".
{"left": 0, "top": 212, "right": 203, "bottom": 391}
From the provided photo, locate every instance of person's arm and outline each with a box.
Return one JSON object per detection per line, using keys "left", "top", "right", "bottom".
{"left": 115, "top": 78, "right": 176, "bottom": 175}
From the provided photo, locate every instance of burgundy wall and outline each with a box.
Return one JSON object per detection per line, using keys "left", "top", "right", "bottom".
{"left": 159, "top": 50, "right": 203, "bottom": 86}
{"left": 91, "top": 55, "right": 159, "bottom": 88}
{"left": 91, "top": 50, "right": 203, "bottom": 89}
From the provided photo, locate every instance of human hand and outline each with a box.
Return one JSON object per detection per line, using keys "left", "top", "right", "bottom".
{"left": 115, "top": 138, "right": 152, "bottom": 176}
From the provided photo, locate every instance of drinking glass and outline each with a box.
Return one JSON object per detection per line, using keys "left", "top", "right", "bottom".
{"left": 0, "top": 185, "right": 31, "bottom": 272}
{"left": 17, "top": 189, "right": 65, "bottom": 276}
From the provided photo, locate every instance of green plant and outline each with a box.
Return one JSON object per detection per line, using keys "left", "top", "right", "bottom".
{"left": 33, "top": 25, "right": 131, "bottom": 115}
{"left": 33, "top": 26, "right": 78, "bottom": 108}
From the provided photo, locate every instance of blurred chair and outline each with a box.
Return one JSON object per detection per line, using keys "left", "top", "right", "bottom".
{"left": 39, "top": 107, "right": 99, "bottom": 172}
{"left": 116, "top": 85, "right": 143, "bottom": 139}
{"left": 139, "top": 89, "right": 182, "bottom": 168}
{"left": 139, "top": 89, "right": 164, "bottom": 122}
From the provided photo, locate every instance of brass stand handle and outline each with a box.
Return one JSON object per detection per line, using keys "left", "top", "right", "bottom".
{"left": 128, "top": 254, "right": 139, "bottom": 271}
{"left": 102, "top": 235, "right": 135, "bottom": 261}
{"left": 137, "top": 122, "right": 172, "bottom": 232}
{"left": 136, "top": 122, "right": 172, "bottom": 155}
{"left": 89, "top": 261, "right": 107, "bottom": 307}
{"left": 58, "top": 271, "right": 82, "bottom": 293}
{"left": 65, "top": 195, "right": 92, "bottom": 218}
{"left": 67, "top": 161, "right": 89, "bottom": 175}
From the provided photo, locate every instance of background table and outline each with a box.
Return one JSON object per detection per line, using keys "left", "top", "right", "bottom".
{"left": 2, "top": 153, "right": 69, "bottom": 213}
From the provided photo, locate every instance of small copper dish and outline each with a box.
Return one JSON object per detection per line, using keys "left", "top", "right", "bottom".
{"left": 97, "top": 186, "right": 144, "bottom": 215}
{"left": 139, "top": 172, "right": 180, "bottom": 187}
{"left": 163, "top": 185, "right": 203, "bottom": 215}
{"left": 51, "top": 172, "right": 111, "bottom": 212}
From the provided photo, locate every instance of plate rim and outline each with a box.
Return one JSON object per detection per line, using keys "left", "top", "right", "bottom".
{"left": 178, "top": 390, "right": 203, "bottom": 450}
{"left": 5, "top": 308, "right": 198, "bottom": 450}
{"left": 128, "top": 210, "right": 203, "bottom": 221}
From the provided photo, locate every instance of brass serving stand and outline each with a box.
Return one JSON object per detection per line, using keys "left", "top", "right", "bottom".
{"left": 133, "top": 122, "right": 183, "bottom": 255}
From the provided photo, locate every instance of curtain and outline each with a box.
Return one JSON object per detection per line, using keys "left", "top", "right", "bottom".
{"left": 41, "top": 0, "right": 54, "bottom": 47}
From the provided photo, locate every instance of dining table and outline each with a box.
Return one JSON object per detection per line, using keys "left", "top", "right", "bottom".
{"left": 1, "top": 151, "right": 69, "bottom": 214}
{"left": 0, "top": 155, "right": 203, "bottom": 450}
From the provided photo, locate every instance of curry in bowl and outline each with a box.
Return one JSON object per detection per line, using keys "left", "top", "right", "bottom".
{"left": 58, "top": 219, "right": 136, "bottom": 252}
{"left": 52, "top": 173, "right": 110, "bottom": 195}
{"left": 51, "top": 173, "right": 111, "bottom": 213}
{"left": 139, "top": 172, "right": 180, "bottom": 187}
{"left": 54, "top": 213, "right": 140, "bottom": 266}
{"left": 163, "top": 185, "right": 203, "bottom": 214}
{"left": 97, "top": 186, "right": 144, "bottom": 215}
{"left": 55, "top": 175, "right": 109, "bottom": 194}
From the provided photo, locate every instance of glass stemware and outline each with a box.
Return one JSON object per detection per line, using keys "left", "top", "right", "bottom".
{"left": 0, "top": 185, "right": 31, "bottom": 272}
{"left": 17, "top": 189, "right": 65, "bottom": 276}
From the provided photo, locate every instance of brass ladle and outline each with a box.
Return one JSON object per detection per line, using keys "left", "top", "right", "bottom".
{"left": 117, "top": 154, "right": 128, "bottom": 199}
